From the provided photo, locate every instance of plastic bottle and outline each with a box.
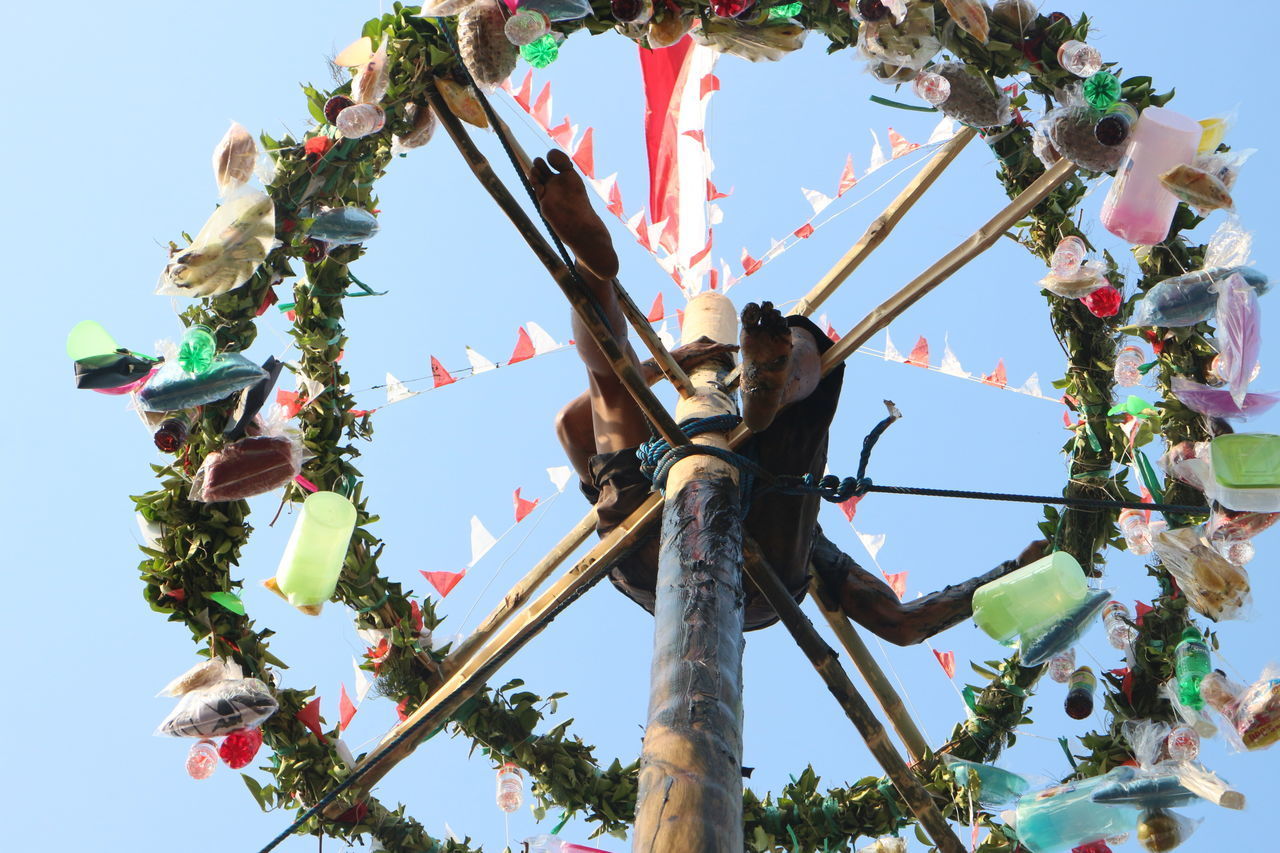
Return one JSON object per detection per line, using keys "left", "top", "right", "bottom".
{"left": 1051, "top": 235, "right": 1088, "bottom": 277}
{"left": 496, "top": 762, "right": 524, "bottom": 813}
{"left": 335, "top": 103, "right": 386, "bottom": 139}
{"left": 154, "top": 413, "right": 191, "bottom": 454}
{"left": 1101, "top": 107, "right": 1204, "bottom": 245}
{"left": 1118, "top": 509, "right": 1153, "bottom": 556}
{"left": 504, "top": 8, "right": 551, "bottom": 45}
{"left": 1048, "top": 648, "right": 1077, "bottom": 684}
{"left": 1165, "top": 725, "right": 1200, "bottom": 762}
{"left": 1102, "top": 601, "right": 1137, "bottom": 650}
{"left": 1065, "top": 666, "right": 1096, "bottom": 720}
{"left": 1173, "top": 627, "right": 1211, "bottom": 710}
{"left": 273, "top": 492, "right": 358, "bottom": 612}
{"left": 1057, "top": 40, "right": 1101, "bottom": 77}
{"left": 1095, "top": 103, "right": 1139, "bottom": 147}
{"left": 1113, "top": 346, "right": 1145, "bottom": 387}
{"left": 178, "top": 324, "right": 217, "bottom": 374}
{"left": 186, "top": 739, "right": 219, "bottom": 780}
{"left": 912, "top": 71, "right": 950, "bottom": 105}
{"left": 972, "top": 551, "right": 1088, "bottom": 644}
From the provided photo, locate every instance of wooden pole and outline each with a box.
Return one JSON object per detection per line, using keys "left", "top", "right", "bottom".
{"left": 425, "top": 83, "right": 688, "bottom": 448}
{"left": 740, "top": 543, "right": 965, "bottom": 853}
{"left": 330, "top": 156, "right": 1077, "bottom": 808}
{"left": 635, "top": 292, "right": 744, "bottom": 853}
{"left": 808, "top": 577, "right": 929, "bottom": 763}
{"left": 788, "top": 127, "right": 977, "bottom": 319}
{"left": 490, "top": 108, "right": 696, "bottom": 398}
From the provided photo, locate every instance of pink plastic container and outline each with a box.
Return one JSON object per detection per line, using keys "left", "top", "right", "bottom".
{"left": 1100, "top": 107, "right": 1202, "bottom": 245}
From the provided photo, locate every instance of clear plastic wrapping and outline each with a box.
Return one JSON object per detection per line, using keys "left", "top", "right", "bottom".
{"left": 189, "top": 428, "right": 305, "bottom": 502}
{"left": 156, "top": 191, "right": 276, "bottom": 298}
{"left": 136, "top": 352, "right": 267, "bottom": 413}
{"left": 155, "top": 657, "right": 278, "bottom": 738}
{"left": 1151, "top": 526, "right": 1251, "bottom": 621}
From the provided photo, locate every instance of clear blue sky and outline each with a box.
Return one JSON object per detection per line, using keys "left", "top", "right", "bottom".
{"left": 7, "top": 1, "right": 1279, "bottom": 850}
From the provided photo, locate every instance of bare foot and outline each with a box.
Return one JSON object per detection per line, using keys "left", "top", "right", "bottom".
{"left": 530, "top": 149, "right": 619, "bottom": 281}
{"left": 739, "top": 301, "right": 792, "bottom": 432}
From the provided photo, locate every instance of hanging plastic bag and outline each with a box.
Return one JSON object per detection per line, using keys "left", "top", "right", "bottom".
{"left": 1129, "top": 218, "right": 1267, "bottom": 328}
{"left": 212, "top": 121, "right": 257, "bottom": 198}
{"left": 858, "top": 4, "right": 941, "bottom": 75}
{"left": 1020, "top": 587, "right": 1112, "bottom": 666}
{"left": 1136, "top": 809, "right": 1202, "bottom": 852}
{"left": 929, "top": 61, "right": 1011, "bottom": 127}
{"left": 189, "top": 425, "right": 306, "bottom": 503}
{"left": 155, "top": 658, "right": 277, "bottom": 738}
{"left": 137, "top": 352, "right": 267, "bottom": 413}
{"left": 1045, "top": 102, "right": 1125, "bottom": 174}
{"left": 944, "top": 757, "right": 1037, "bottom": 808}
{"left": 1158, "top": 150, "right": 1252, "bottom": 214}
{"left": 1158, "top": 441, "right": 1212, "bottom": 492}
{"left": 1011, "top": 767, "right": 1141, "bottom": 853}
{"left": 1169, "top": 376, "right": 1279, "bottom": 420}
{"left": 693, "top": 17, "right": 807, "bottom": 63}
{"left": 1201, "top": 665, "right": 1280, "bottom": 751}
{"left": 1212, "top": 273, "right": 1263, "bottom": 408}
{"left": 1088, "top": 721, "right": 1201, "bottom": 810}
{"left": 156, "top": 191, "right": 276, "bottom": 298}
{"left": 1150, "top": 526, "right": 1251, "bottom": 621}
{"left": 307, "top": 206, "right": 380, "bottom": 246}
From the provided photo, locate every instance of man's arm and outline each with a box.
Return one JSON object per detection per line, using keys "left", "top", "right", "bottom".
{"left": 810, "top": 525, "right": 1048, "bottom": 646}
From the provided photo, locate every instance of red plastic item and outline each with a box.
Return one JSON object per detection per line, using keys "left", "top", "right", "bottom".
{"left": 219, "top": 727, "right": 264, "bottom": 769}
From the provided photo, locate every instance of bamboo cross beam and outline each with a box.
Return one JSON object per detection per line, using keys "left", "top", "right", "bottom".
{"left": 788, "top": 126, "right": 977, "bottom": 319}
{"left": 490, "top": 108, "right": 695, "bottom": 398}
{"left": 808, "top": 576, "right": 929, "bottom": 763}
{"left": 326, "top": 493, "right": 665, "bottom": 813}
{"left": 425, "top": 84, "right": 688, "bottom": 448}
{"left": 741, "top": 543, "right": 965, "bottom": 853}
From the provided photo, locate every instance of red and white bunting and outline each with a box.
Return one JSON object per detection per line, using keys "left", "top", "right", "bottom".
{"left": 421, "top": 569, "right": 466, "bottom": 598}
{"left": 469, "top": 516, "right": 497, "bottom": 566}
{"left": 906, "top": 336, "right": 930, "bottom": 368}
{"left": 837, "top": 154, "right": 857, "bottom": 196}
{"left": 339, "top": 684, "right": 357, "bottom": 731}
{"left": 933, "top": 649, "right": 957, "bottom": 679}
{"left": 888, "top": 127, "right": 920, "bottom": 159}
{"left": 509, "top": 327, "right": 536, "bottom": 364}
{"left": 513, "top": 487, "right": 539, "bottom": 522}
{"left": 466, "top": 346, "right": 497, "bottom": 374}
{"left": 430, "top": 356, "right": 456, "bottom": 388}
{"left": 647, "top": 292, "right": 665, "bottom": 323}
{"left": 883, "top": 570, "right": 907, "bottom": 600}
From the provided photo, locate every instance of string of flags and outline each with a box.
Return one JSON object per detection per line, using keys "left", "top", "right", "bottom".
{"left": 499, "top": 68, "right": 958, "bottom": 299}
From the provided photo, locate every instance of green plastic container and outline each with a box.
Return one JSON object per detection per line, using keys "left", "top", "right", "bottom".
{"left": 972, "top": 551, "right": 1087, "bottom": 644}
{"left": 274, "top": 492, "right": 356, "bottom": 609}
{"left": 1210, "top": 434, "right": 1280, "bottom": 511}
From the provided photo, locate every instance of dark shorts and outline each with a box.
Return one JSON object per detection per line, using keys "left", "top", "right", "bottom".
{"left": 580, "top": 315, "right": 845, "bottom": 631}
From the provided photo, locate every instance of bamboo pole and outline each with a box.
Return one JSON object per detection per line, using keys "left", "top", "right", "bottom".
{"left": 440, "top": 511, "right": 598, "bottom": 681}
{"left": 490, "top": 108, "right": 696, "bottom": 398}
{"left": 819, "top": 158, "right": 1075, "bottom": 376}
{"left": 635, "top": 292, "right": 744, "bottom": 853}
{"left": 740, "top": 543, "right": 965, "bottom": 853}
{"left": 326, "top": 493, "right": 665, "bottom": 813}
{"left": 425, "top": 83, "right": 688, "bottom": 448}
{"left": 808, "top": 576, "right": 929, "bottom": 763}
{"left": 788, "top": 126, "right": 977, "bottom": 319}
{"left": 327, "top": 157, "right": 1077, "bottom": 808}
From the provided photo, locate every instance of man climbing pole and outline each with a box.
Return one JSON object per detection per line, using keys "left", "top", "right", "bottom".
{"left": 532, "top": 148, "right": 1046, "bottom": 639}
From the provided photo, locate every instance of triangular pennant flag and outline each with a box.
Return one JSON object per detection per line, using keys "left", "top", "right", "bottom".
{"left": 837, "top": 154, "right": 857, "bottom": 196}
{"left": 509, "top": 327, "right": 535, "bottom": 364}
{"left": 626, "top": 210, "right": 653, "bottom": 251}
{"left": 709, "top": 267, "right": 719, "bottom": 290}
{"left": 888, "top": 127, "right": 920, "bottom": 159}
{"left": 469, "top": 516, "right": 497, "bottom": 566}
{"left": 681, "top": 129, "right": 705, "bottom": 145}
{"left": 1017, "top": 372, "right": 1042, "bottom": 397}
{"left": 906, "top": 336, "right": 930, "bottom": 368}
{"left": 794, "top": 223, "right": 815, "bottom": 239}
{"left": 296, "top": 697, "right": 326, "bottom": 741}
{"left": 868, "top": 130, "right": 888, "bottom": 172}
{"left": 513, "top": 487, "right": 539, "bottom": 522}
{"left": 532, "top": 82, "right": 552, "bottom": 129}
{"left": 276, "top": 389, "right": 305, "bottom": 418}
{"left": 396, "top": 697, "right": 410, "bottom": 722}
{"left": 741, "top": 247, "right": 762, "bottom": 276}
{"left": 352, "top": 658, "right": 372, "bottom": 703}
{"left": 647, "top": 292, "right": 665, "bottom": 323}
{"left": 939, "top": 336, "right": 970, "bottom": 378}
{"left": 547, "top": 465, "right": 572, "bottom": 492}
{"left": 699, "top": 72, "right": 720, "bottom": 99}
{"left": 688, "top": 230, "right": 715, "bottom": 268}
{"left": 883, "top": 331, "right": 903, "bottom": 362}
{"left": 839, "top": 495, "right": 861, "bottom": 522}
{"left": 466, "top": 346, "right": 497, "bottom": 374}
{"left": 548, "top": 119, "right": 576, "bottom": 150}
{"left": 526, "top": 321, "right": 561, "bottom": 354}
{"left": 676, "top": 308, "right": 684, "bottom": 329}
{"left": 801, "top": 187, "right": 834, "bottom": 217}
{"left": 572, "top": 127, "right": 595, "bottom": 178}
{"left": 707, "top": 179, "right": 730, "bottom": 201}
{"left": 339, "top": 684, "right": 357, "bottom": 731}
{"left": 657, "top": 319, "right": 676, "bottom": 350}
{"left": 421, "top": 569, "right": 466, "bottom": 597}
{"left": 818, "top": 315, "right": 842, "bottom": 343}
{"left": 511, "top": 70, "right": 533, "bottom": 111}
{"left": 385, "top": 372, "right": 419, "bottom": 404}
{"left": 982, "top": 359, "right": 1008, "bottom": 388}
{"left": 933, "top": 649, "right": 956, "bottom": 679}
{"left": 883, "top": 570, "right": 907, "bottom": 599}
{"left": 430, "top": 356, "right": 456, "bottom": 388}
{"left": 855, "top": 528, "right": 886, "bottom": 561}
{"left": 763, "top": 237, "right": 785, "bottom": 262}
{"left": 928, "top": 116, "right": 958, "bottom": 144}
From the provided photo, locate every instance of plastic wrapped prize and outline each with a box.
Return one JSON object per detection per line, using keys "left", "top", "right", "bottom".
{"left": 137, "top": 352, "right": 267, "bottom": 413}
{"left": 307, "top": 206, "right": 380, "bottom": 246}
{"left": 157, "top": 191, "right": 275, "bottom": 298}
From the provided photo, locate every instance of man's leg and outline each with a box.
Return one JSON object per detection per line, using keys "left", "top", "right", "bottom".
{"left": 533, "top": 150, "right": 651, "bottom": 456}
